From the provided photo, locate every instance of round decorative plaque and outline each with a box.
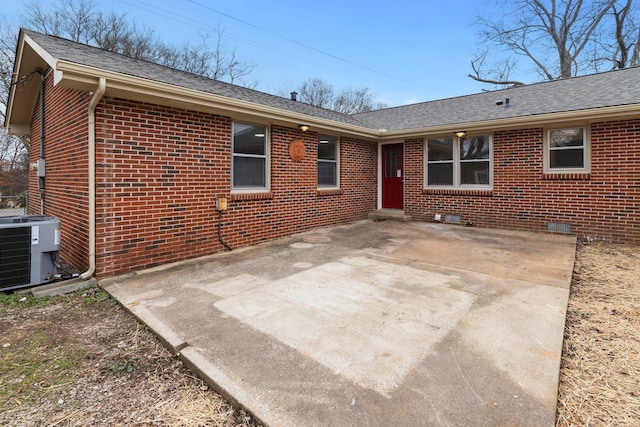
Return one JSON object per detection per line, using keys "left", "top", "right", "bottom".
{"left": 289, "top": 139, "right": 306, "bottom": 161}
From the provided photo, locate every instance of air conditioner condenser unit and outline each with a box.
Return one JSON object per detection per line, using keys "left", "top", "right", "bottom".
{"left": 0, "top": 215, "right": 61, "bottom": 292}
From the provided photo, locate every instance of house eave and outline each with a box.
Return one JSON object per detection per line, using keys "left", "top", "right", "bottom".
{"left": 53, "top": 61, "right": 381, "bottom": 141}
{"left": 5, "top": 31, "right": 57, "bottom": 134}
{"left": 7, "top": 124, "right": 32, "bottom": 136}
{"left": 378, "top": 104, "right": 640, "bottom": 140}
{"left": 9, "top": 34, "right": 640, "bottom": 142}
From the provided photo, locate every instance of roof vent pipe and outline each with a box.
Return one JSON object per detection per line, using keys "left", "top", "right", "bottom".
{"left": 290, "top": 91, "right": 297, "bottom": 101}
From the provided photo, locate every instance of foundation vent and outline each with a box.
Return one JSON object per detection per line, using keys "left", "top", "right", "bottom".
{"left": 445, "top": 214, "right": 462, "bottom": 224}
{"left": 547, "top": 222, "right": 571, "bottom": 234}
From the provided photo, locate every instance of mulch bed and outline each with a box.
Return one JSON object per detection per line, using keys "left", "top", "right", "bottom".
{"left": 556, "top": 242, "right": 640, "bottom": 426}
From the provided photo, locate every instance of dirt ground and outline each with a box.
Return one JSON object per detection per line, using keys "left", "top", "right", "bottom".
{"left": 0, "top": 240, "right": 638, "bottom": 426}
{"left": 0, "top": 288, "right": 259, "bottom": 427}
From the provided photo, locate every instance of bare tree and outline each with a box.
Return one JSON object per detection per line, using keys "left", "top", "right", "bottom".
{"left": 473, "top": 0, "right": 616, "bottom": 85}
{"left": 1, "top": 22, "right": 17, "bottom": 124}
{"left": 24, "top": 0, "right": 96, "bottom": 44}
{"left": 469, "top": 50, "right": 525, "bottom": 88}
{"left": 333, "top": 87, "right": 379, "bottom": 114}
{"left": 298, "top": 78, "right": 335, "bottom": 110}
{"left": 0, "top": 20, "right": 29, "bottom": 198}
{"left": 208, "top": 27, "right": 254, "bottom": 84}
{"left": 0, "top": 134, "right": 29, "bottom": 197}
{"left": 601, "top": 0, "right": 640, "bottom": 68}
{"left": 91, "top": 12, "right": 159, "bottom": 61}
{"left": 21, "top": 0, "right": 254, "bottom": 83}
{"left": 294, "top": 78, "right": 387, "bottom": 113}
{"left": 159, "top": 30, "right": 255, "bottom": 83}
{"left": 2, "top": 0, "right": 256, "bottom": 197}
{"left": 612, "top": 0, "right": 635, "bottom": 67}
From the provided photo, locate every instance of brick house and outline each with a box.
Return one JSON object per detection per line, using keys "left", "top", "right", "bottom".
{"left": 5, "top": 29, "right": 640, "bottom": 278}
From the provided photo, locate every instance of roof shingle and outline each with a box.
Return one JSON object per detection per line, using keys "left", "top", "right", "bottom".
{"left": 24, "top": 29, "right": 640, "bottom": 133}
{"left": 23, "top": 29, "right": 366, "bottom": 128}
{"left": 354, "top": 68, "right": 640, "bottom": 131}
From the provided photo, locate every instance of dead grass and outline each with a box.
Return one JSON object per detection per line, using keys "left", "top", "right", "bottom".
{"left": 556, "top": 242, "right": 640, "bottom": 426}
{"left": 0, "top": 288, "right": 258, "bottom": 427}
{"left": 159, "top": 388, "right": 252, "bottom": 427}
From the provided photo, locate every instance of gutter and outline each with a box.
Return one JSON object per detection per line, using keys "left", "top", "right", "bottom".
{"left": 80, "top": 77, "right": 106, "bottom": 280}
{"left": 53, "top": 62, "right": 380, "bottom": 140}
{"left": 53, "top": 61, "right": 640, "bottom": 142}
{"left": 377, "top": 104, "right": 640, "bottom": 141}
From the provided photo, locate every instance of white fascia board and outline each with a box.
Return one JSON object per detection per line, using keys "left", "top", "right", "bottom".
{"left": 6, "top": 32, "right": 59, "bottom": 132}
{"left": 23, "top": 33, "right": 58, "bottom": 71}
{"left": 378, "top": 105, "right": 640, "bottom": 140}
{"left": 51, "top": 60, "right": 640, "bottom": 142}
{"left": 54, "top": 61, "right": 380, "bottom": 140}
{"left": 7, "top": 124, "right": 31, "bottom": 136}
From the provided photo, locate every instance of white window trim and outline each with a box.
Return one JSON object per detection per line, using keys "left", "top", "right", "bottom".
{"left": 231, "top": 122, "right": 271, "bottom": 194}
{"left": 544, "top": 126, "right": 591, "bottom": 174}
{"left": 317, "top": 136, "right": 340, "bottom": 189}
{"left": 424, "top": 134, "right": 493, "bottom": 189}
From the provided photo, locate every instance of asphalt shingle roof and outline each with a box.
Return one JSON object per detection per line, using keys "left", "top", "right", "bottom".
{"left": 354, "top": 67, "right": 640, "bottom": 131}
{"left": 24, "top": 29, "right": 366, "bottom": 128}
{"left": 25, "top": 29, "right": 640, "bottom": 133}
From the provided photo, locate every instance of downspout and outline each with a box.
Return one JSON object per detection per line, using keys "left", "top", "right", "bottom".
{"left": 80, "top": 77, "right": 106, "bottom": 280}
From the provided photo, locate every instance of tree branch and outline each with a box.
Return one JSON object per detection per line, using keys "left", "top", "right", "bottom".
{"left": 467, "top": 73, "right": 525, "bottom": 86}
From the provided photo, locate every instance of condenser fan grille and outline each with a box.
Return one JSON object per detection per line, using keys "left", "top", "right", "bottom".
{"left": 0, "top": 227, "right": 31, "bottom": 289}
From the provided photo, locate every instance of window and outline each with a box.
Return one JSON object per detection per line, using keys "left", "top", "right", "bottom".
{"left": 546, "top": 127, "right": 588, "bottom": 171}
{"left": 232, "top": 122, "right": 268, "bottom": 190}
{"left": 318, "top": 135, "right": 339, "bottom": 188}
{"left": 426, "top": 138, "right": 454, "bottom": 185}
{"left": 426, "top": 135, "right": 491, "bottom": 188}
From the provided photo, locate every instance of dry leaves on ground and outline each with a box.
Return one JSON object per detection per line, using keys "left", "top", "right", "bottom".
{"left": 0, "top": 288, "right": 259, "bottom": 427}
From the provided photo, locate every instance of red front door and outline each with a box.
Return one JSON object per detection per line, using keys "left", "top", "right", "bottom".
{"left": 382, "top": 143, "right": 404, "bottom": 209}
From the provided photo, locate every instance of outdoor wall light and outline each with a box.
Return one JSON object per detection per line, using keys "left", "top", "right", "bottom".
{"left": 454, "top": 131, "right": 466, "bottom": 138}
{"left": 298, "top": 124, "right": 310, "bottom": 132}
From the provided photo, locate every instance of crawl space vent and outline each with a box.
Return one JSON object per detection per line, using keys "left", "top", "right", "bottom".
{"left": 445, "top": 215, "right": 462, "bottom": 224}
{"left": 547, "top": 222, "right": 571, "bottom": 234}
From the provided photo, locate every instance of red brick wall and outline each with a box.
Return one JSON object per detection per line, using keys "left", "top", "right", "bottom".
{"left": 33, "top": 78, "right": 639, "bottom": 279}
{"left": 29, "top": 76, "right": 91, "bottom": 271}
{"left": 405, "top": 121, "right": 640, "bottom": 243}
{"left": 94, "top": 98, "right": 377, "bottom": 277}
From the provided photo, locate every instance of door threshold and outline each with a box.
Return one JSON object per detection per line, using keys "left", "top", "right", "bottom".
{"left": 368, "top": 209, "right": 412, "bottom": 222}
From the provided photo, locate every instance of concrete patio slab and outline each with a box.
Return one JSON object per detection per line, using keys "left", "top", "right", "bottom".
{"left": 101, "top": 220, "right": 576, "bottom": 426}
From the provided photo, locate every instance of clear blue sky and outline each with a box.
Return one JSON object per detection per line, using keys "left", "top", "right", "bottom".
{"left": 6, "top": 0, "right": 513, "bottom": 107}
